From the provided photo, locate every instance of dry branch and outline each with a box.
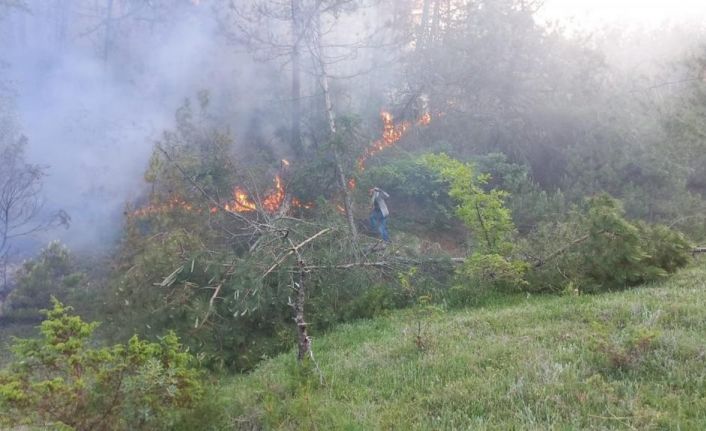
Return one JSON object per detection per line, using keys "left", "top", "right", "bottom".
{"left": 262, "top": 227, "right": 332, "bottom": 278}
{"left": 300, "top": 256, "right": 465, "bottom": 271}
{"left": 534, "top": 233, "right": 591, "bottom": 268}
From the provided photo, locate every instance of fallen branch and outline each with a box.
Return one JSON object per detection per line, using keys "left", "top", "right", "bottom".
{"left": 534, "top": 233, "right": 591, "bottom": 268}
{"left": 195, "top": 283, "right": 222, "bottom": 330}
{"left": 300, "top": 256, "right": 465, "bottom": 271}
{"left": 156, "top": 144, "right": 263, "bottom": 229}
{"left": 263, "top": 228, "right": 333, "bottom": 278}
{"left": 693, "top": 247, "right": 706, "bottom": 254}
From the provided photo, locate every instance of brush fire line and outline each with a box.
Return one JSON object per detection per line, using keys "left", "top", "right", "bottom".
{"left": 132, "top": 111, "right": 431, "bottom": 217}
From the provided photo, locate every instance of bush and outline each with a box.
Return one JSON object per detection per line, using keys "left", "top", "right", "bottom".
{"left": 526, "top": 194, "right": 693, "bottom": 293}
{"left": 0, "top": 299, "right": 204, "bottom": 431}
{"left": 1, "top": 241, "right": 86, "bottom": 323}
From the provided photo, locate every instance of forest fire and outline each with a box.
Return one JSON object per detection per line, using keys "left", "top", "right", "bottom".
{"left": 356, "top": 111, "right": 432, "bottom": 172}
{"left": 261, "top": 175, "right": 286, "bottom": 213}
{"left": 225, "top": 187, "right": 258, "bottom": 213}
{"left": 130, "top": 197, "right": 195, "bottom": 218}
{"left": 132, "top": 111, "right": 430, "bottom": 218}
{"left": 132, "top": 161, "right": 302, "bottom": 218}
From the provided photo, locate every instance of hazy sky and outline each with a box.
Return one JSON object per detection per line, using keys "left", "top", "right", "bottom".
{"left": 539, "top": 0, "right": 706, "bottom": 29}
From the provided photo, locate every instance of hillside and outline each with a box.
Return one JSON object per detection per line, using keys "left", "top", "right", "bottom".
{"left": 223, "top": 264, "right": 706, "bottom": 430}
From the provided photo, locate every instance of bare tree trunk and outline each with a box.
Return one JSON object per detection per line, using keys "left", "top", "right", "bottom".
{"left": 294, "top": 263, "right": 310, "bottom": 361}
{"left": 417, "top": 0, "right": 432, "bottom": 50}
{"left": 431, "top": 0, "right": 441, "bottom": 44}
{"left": 314, "top": 14, "right": 358, "bottom": 242}
{"left": 290, "top": 0, "right": 303, "bottom": 155}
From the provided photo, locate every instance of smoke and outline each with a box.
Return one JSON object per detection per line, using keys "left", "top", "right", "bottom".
{"left": 0, "top": 0, "right": 410, "bottom": 253}
{"left": 0, "top": 1, "right": 284, "bottom": 251}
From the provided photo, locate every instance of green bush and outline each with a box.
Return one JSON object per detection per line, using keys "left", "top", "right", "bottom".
{"left": 526, "top": 194, "right": 693, "bottom": 293}
{"left": 2, "top": 241, "right": 86, "bottom": 323}
{"left": 0, "top": 299, "right": 204, "bottom": 431}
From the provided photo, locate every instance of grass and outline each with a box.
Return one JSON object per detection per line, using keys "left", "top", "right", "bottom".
{"left": 221, "top": 264, "right": 706, "bottom": 430}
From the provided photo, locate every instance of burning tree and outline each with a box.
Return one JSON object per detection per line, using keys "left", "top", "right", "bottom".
{"left": 113, "top": 98, "right": 431, "bottom": 370}
{"left": 219, "top": 0, "right": 415, "bottom": 242}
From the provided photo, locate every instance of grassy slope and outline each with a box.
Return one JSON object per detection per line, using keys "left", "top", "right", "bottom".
{"left": 223, "top": 265, "right": 706, "bottom": 430}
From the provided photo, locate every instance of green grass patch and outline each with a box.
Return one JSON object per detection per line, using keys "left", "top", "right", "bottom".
{"left": 221, "top": 265, "right": 706, "bottom": 430}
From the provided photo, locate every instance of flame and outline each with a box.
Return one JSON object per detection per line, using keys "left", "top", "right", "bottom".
{"left": 130, "top": 196, "right": 195, "bottom": 218}
{"left": 226, "top": 187, "right": 257, "bottom": 213}
{"left": 292, "top": 197, "right": 314, "bottom": 209}
{"left": 342, "top": 110, "right": 433, "bottom": 195}
{"left": 356, "top": 111, "right": 432, "bottom": 172}
{"left": 132, "top": 170, "right": 312, "bottom": 219}
{"left": 130, "top": 175, "right": 314, "bottom": 217}
{"left": 357, "top": 112, "right": 410, "bottom": 171}
{"left": 262, "top": 175, "right": 285, "bottom": 213}
{"left": 131, "top": 110, "right": 432, "bottom": 220}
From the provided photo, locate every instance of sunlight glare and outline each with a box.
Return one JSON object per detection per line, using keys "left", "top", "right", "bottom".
{"left": 538, "top": 0, "right": 706, "bottom": 30}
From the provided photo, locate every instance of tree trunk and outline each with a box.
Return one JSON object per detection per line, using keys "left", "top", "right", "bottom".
{"left": 314, "top": 14, "right": 358, "bottom": 242}
{"left": 431, "top": 0, "right": 441, "bottom": 44}
{"left": 294, "top": 263, "right": 310, "bottom": 361}
{"left": 417, "top": 0, "right": 432, "bottom": 51}
{"left": 290, "top": 0, "right": 303, "bottom": 155}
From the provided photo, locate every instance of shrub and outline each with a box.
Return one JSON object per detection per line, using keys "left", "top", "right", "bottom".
{"left": 526, "top": 194, "right": 693, "bottom": 293}
{"left": 1, "top": 241, "right": 86, "bottom": 323}
{"left": 0, "top": 299, "right": 204, "bottom": 431}
{"left": 424, "top": 153, "right": 528, "bottom": 296}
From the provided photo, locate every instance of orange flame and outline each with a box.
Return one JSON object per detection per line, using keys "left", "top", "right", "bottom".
{"left": 418, "top": 112, "right": 432, "bottom": 126}
{"left": 357, "top": 112, "right": 410, "bottom": 171}
{"left": 343, "top": 110, "right": 433, "bottom": 194}
{"left": 132, "top": 169, "right": 313, "bottom": 219}
{"left": 225, "top": 187, "right": 257, "bottom": 213}
{"left": 356, "top": 111, "right": 432, "bottom": 172}
{"left": 129, "top": 197, "right": 194, "bottom": 218}
{"left": 292, "top": 197, "right": 314, "bottom": 210}
{"left": 262, "top": 175, "right": 285, "bottom": 213}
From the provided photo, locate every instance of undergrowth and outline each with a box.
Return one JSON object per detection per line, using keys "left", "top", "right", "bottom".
{"left": 222, "top": 264, "right": 706, "bottom": 430}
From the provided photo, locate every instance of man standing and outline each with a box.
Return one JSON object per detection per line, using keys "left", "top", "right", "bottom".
{"left": 369, "top": 187, "right": 390, "bottom": 242}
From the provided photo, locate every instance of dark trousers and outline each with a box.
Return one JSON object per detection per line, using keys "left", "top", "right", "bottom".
{"left": 369, "top": 209, "right": 389, "bottom": 242}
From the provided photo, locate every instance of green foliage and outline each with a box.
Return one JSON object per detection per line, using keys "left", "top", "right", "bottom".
{"left": 580, "top": 194, "right": 652, "bottom": 291}
{"left": 224, "top": 265, "right": 706, "bottom": 430}
{"left": 360, "top": 156, "right": 455, "bottom": 227}
{"left": 1, "top": 241, "right": 85, "bottom": 323}
{"left": 411, "top": 294, "right": 444, "bottom": 351}
{"left": 0, "top": 299, "right": 204, "bottom": 431}
{"left": 424, "top": 153, "right": 528, "bottom": 295}
{"left": 527, "top": 194, "right": 693, "bottom": 293}
{"left": 473, "top": 153, "right": 567, "bottom": 232}
{"left": 589, "top": 322, "right": 659, "bottom": 372}
{"left": 638, "top": 222, "right": 692, "bottom": 274}
{"left": 461, "top": 253, "right": 529, "bottom": 291}
{"left": 424, "top": 153, "right": 514, "bottom": 253}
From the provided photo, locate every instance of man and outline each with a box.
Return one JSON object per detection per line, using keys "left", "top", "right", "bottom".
{"left": 369, "top": 187, "right": 390, "bottom": 242}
